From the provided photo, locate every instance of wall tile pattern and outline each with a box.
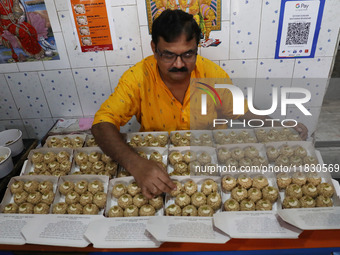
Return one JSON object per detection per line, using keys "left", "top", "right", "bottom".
{"left": 0, "top": 0, "right": 339, "bottom": 140}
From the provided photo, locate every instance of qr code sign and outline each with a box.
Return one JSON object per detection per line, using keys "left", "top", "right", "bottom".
{"left": 285, "top": 22, "right": 311, "bottom": 45}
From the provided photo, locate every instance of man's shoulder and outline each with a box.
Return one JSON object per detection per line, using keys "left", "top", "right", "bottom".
{"left": 195, "top": 55, "right": 228, "bottom": 78}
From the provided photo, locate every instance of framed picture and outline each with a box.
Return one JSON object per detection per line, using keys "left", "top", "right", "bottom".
{"left": 146, "top": 0, "right": 221, "bottom": 40}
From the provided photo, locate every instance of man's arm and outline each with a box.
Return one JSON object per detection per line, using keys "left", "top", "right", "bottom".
{"left": 91, "top": 122, "right": 176, "bottom": 199}
{"left": 238, "top": 111, "right": 308, "bottom": 140}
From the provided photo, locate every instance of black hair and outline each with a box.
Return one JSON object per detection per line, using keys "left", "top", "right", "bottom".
{"left": 152, "top": 9, "right": 201, "bottom": 46}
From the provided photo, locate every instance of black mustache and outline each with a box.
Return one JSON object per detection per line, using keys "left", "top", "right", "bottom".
{"left": 169, "top": 67, "right": 188, "bottom": 72}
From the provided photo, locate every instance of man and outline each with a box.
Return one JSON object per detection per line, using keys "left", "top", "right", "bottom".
{"left": 92, "top": 10, "right": 307, "bottom": 199}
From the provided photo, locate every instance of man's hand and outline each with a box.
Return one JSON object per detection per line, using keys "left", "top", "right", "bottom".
{"left": 129, "top": 158, "right": 176, "bottom": 199}
{"left": 292, "top": 122, "right": 308, "bottom": 140}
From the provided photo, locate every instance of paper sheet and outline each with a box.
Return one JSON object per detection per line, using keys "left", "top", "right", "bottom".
{"left": 85, "top": 217, "right": 161, "bottom": 248}
{"left": 21, "top": 215, "right": 103, "bottom": 247}
{"left": 213, "top": 211, "right": 302, "bottom": 239}
{"left": 0, "top": 214, "right": 35, "bottom": 245}
{"left": 278, "top": 207, "right": 340, "bottom": 230}
{"left": 146, "top": 216, "right": 230, "bottom": 243}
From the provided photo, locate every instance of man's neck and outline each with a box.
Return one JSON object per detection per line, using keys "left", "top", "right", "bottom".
{"left": 160, "top": 72, "right": 190, "bottom": 104}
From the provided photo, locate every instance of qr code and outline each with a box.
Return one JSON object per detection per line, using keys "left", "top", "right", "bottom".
{"left": 285, "top": 22, "right": 311, "bottom": 45}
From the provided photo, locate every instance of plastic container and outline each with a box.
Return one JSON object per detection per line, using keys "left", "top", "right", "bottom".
{"left": 0, "top": 129, "right": 24, "bottom": 157}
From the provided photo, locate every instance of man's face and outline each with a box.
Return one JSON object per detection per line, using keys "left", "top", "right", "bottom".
{"left": 151, "top": 33, "right": 197, "bottom": 83}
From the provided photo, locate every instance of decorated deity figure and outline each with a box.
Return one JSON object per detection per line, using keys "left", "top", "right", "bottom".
{"left": 0, "top": 0, "right": 44, "bottom": 62}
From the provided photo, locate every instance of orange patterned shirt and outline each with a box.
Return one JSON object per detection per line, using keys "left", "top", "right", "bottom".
{"left": 93, "top": 55, "right": 248, "bottom": 131}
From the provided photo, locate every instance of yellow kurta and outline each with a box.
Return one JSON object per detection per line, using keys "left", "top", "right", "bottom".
{"left": 93, "top": 55, "right": 248, "bottom": 131}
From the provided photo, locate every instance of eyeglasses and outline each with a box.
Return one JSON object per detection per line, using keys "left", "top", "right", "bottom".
{"left": 156, "top": 48, "right": 197, "bottom": 63}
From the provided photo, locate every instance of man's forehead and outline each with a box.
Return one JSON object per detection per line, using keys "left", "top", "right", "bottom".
{"left": 157, "top": 35, "right": 197, "bottom": 49}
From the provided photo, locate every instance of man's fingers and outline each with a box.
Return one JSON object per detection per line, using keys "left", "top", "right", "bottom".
{"left": 141, "top": 187, "right": 155, "bottom": 199}
{"left": 157, "top": 171, "right": 176, "bottom": 191}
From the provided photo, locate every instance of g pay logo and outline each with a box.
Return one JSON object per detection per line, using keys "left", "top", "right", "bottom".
{"left": 295, "top": 3, "right": 300, "bottom": 8}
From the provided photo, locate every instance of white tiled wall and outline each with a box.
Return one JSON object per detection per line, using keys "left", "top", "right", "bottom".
{"left": 1, "top": 0, "right": 339, "bottom": 140}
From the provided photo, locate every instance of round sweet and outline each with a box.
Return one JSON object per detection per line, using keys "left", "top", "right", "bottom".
{"left": 280, "top": 145, "right": 294, "bottom": 157}
{"left": 75, "top": 152, "right": 88, "bottom": 165}
{"left": 201, "top": 179, "right": 218, "bottom": 196}
{"left": 117, "top": 170, "right": 131, "bottom": 177}
{"left": 88, "top": 152, "right": 102, "bottom": 163}
{"left": 316, "top": 195, "right": 333, "bottom": 207}
{"left": 59, "top": 181, "right": 75, "bottom": 195}
{"left": 166, "top": 204, "right": 181, "bottom": 216}
{"left": 302, "top": 184, "right": 318, "bottom": 198}
{"left": 300, "top": 196, "right": 316, "bottom": 208}
{"left": 112, "top": 183, "right": 127, "bottom": 198}
{"left": 262, "top": 186, "right": 278, "bottom": 203}
{"left": 214, "top": 131, "right": 226, "bottom": 144}
{"left": 225, "top": 158, "right": 239, "bottom": 168}
{"left": 127, "top": 182, "right": 141, "bottom": 196}
{"left": 245, "top": 137, "right": 257, "bottom": 143}
{"left": 275, "top": 155, "right": 290, "bottom": 166}
{"left": 101, "top": 154, "right": 112, "bottom": 164}
{"left": 252, "top": 157, "right": 268, "bottom": 167}
{"left": 83, "top": 204, "right": 99, "bottom": 215}
{"left": 169, "top": 151, "right": 183, "bottom": 165}
{"left": 124, "top": 205, "right": 139, "bottom": 217}
{"left": 317, "top": 183, "right": 334, "bottom": 197}
{"left": 289, "top": 156, "right": 303, "bottom": 167}
{"left": 174, "top": 162, "right": 188, "bottom": 174}
{"left": 27, "top": 191, "right": 42, "bottom": 205}
{"left": 31, "top": 152, "right": 44, "bottom": 164}
{"left": 34, "top": 203, "right": 50, "bottom": 214}
{"left": 149, "top": 195, "right": 163, "bottom": 210}
{"left": 43, "top": 152, "right": 56, "bottom": 163}
{"left": 239, "top": 158, "right": 252, "bottom": 167}
{"left": 217, "top": 148, "right": 231, "bottom": 164}
{"left": 231, "top": 186, "right": 248, "bottom": 202}
{"left": 255, "top": 199, "right": 272, "bottom": 211}
{"left": 157, "top": 134, "right": 168, "bottom": 146}
{"left": 182, "top": 205, "right": 198, "bottom": 216}
{"left": 198, "top": 205, "right": 214, "bottom": 216}
{"left": 14, "top": 191, "right": 28, "bottom": 205}
{"left": 38, "top": 181, "right": 54, "bottom": 193}
{"left": 105, "top": 161, "right": 118, "bottom": 175}
{"left": 191, "top": 192, "right": 207, "bottom": 207}
{"left": 252, "top": 175, "right": 269, "bottom": 190}
{"left": 74, "top": 180, "right": 88, "bottom": 194}
{"left": 88, "top": 180, "right": 104, "bottom": 194}
{"left": 183, "top": 151, "right": 197, "bottom": 164}
{"left": 283, "top": 196, "right": 301, "bottom": 209}
{"left": 285, "top": 184, "right": 303, "bottom": 199}
{"left": 48, "top": 161, "right": 60, "bottom": 172}
{"left": 221, "top": 175, "right": 237, "bottom": 191}
{"left": 306, "top": 172, "right": 322, "bottom": 186}
{"left": 79, "top": 162, "right": 92, "bottom": 173}
{"left": 65, "top": 191, "right": 80, "bottom": 204}
{"left": 240, "top": 199, "right": 255, "bottom": 211}
{"left": 247, "top": 188, "right": 262, "bottom": 202}
{"left": 294, "top": 146, "right": 307, "bottom": 158}
{"left": 10, "top": 180, "right": 24, "bottom": 194}
{"left": 18, "top": 203, "right": 34, "bottom": 214}
{"left": 133, "top": 194, "right": 148, "bottom": 208}
{"left": 231, "top": 148, "right": 244, "bottom": 161}
{"left": 292, "top": 172, "right": 307, "bottom": 186}
{"left": 149, "top": 151, "right": 163, "bottom": 163}
{"left": 276, "top": 173, "right": 292, "bottom": 189}
{"left": 170, "top": 181, "right": 182, "bottom": 197}
{"left": 175, "top": 192, "right": 191, "bottom": 208}
{"left": 41, "top": 191, "right": 55, "bottom": 205}
{"left": 3, "top": 203, "right": 18, "bottom": 213}
{"left": 33, "top": 162, "right": 48, "bottom": 173}
{"left": 139, "top": 204, "right": 156, "bottom": 216}
{"left": 24, "top": 180, "right": 39, "bottom": 193}
{"left": 183, "top": 180, "right": 198, "bottom": 196}
{"left": 67, "top": 203, "right": 83, "bottom": 214}
{"left": 131, "top": 135, "right": 142, "bottom": 145}
{"left": 244, "top": 146, "right": 259, "bottom": 159}
{"left": 92, "top": 161, "right": 105, "bottom": 173}
{"left": 56, "top": 151, "right": 70, "bottom": 163}
{"left": 188, "top": 161, "right": 201, "bottom": 174}
{"left": 59, "top": 161, "right": 71, "bottom": 173}
{"left": 198, "top": 152, "right": 212, "bottom": 165}
{"left": 52, "top": 202, "right": 68, "bottom": 214}
{"left": 178, "top": 137, "right": 190, "bottom": 146}
{"left": 237, "top": 174, "right": 252, "bottom": 189}
{"left": 223, "top": 198, "right": 239, "bottom": 211}
{"left": 303, "top": 156, "right": 318, "bottom": 166}
{"left": 118, "top": 194, "right": 133, "bottom": 209}
{"left": 207, "top": 192, "right": 222, "bottom": 211}
{"left": 79, "top": 191, "right": 93, "bottom": 206}
{"left": 220, "top": 136, "right": 232, "bottom": 144}
{"left": 108, "top": 205, "right": 124, "bottom": 217}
